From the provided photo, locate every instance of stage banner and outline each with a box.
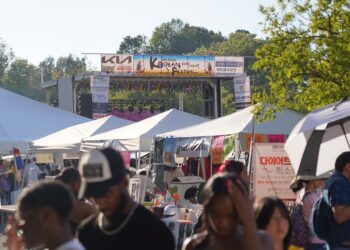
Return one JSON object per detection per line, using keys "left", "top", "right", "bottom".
{"left": 101, "top": 54, "right": 133, "bottom": 74}
{"left": 90, "top": 75, "right": 109, "bottom": 119}
{"left": 215, "top": 56, "right": 244, "bottom": 76}
{"left": 252, "top": 143, "right": 296, "bottom": 200}
{"left": 211, "top": 136, "right": 225, "bottom": 164}
{"left": 175, "top": 137, "right": 211, "bottom": 158}
{"left": 101, "top": 54, "right": 243, "bottom": 77}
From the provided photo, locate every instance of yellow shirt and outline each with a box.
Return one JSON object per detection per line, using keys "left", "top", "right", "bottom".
{"left": 289, "top": 245, "right": 304, "bottom": 250}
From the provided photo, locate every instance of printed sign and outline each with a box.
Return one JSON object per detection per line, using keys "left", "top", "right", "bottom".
{"left": 90, "top": 75, "right": 109, "bottom": 119}
{"left": 234, "top": 76, "right": 251, "bottom": 105}
{"left": 267, "top": 134, "right": 286, "bottom": 143}
{"left": 175, "top": 137, "right": 211, "bottom": 158}
{"left": 215, "top": 56, "right": 244, "bottom": 75}
{"left": 211, "top": 136, "right": 225, "bottom": 164}
{"left": 253, "top": 143, "right": 296, "bottom": 200}
{"left": 153, "top": 138, "right": 165, "bottom": 163}
{"left": 163, "top": 138, "right": 176, "bottom": 164}
{"left": 101, "top": 54, "right": 133, "bottom": 74}
{"left": 222, "top": 134, "right": 235, "bottom": 161}
{"left": 101, "top": 54, "right": 244, "bottom": 77}
{"left": 245, "top": 134, "right": 265, "bottom": 151}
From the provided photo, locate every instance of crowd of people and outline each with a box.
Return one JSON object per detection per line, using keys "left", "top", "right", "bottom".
{"left": 3, "top": 148, "right": 350, "bottom": 250}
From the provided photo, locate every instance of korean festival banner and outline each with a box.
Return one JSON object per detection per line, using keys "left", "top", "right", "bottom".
{"left": 101, "top": 54, "right": 244, "bottom": 77}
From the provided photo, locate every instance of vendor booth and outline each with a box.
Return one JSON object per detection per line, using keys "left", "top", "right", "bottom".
{"left": 154, "top": 105, "right": 305, "bottom": 179}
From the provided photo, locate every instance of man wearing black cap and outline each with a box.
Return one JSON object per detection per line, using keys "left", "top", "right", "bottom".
{"left": 77, "top": 148, "right": 175, "bottom": 250}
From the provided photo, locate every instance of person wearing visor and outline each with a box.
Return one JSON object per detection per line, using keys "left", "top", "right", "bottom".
{"left": 77, "top": 148, "right": 175, "bottom": 250}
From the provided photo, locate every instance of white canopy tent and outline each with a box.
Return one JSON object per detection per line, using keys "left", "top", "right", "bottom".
{"left": 82, "top": 109, "right": 209, "bottom": 151}
{"left": 158, "top": 105, "right": 304, "bottom": 138}
{"left": 0, "top": 88, "right": 90, "bottom": 155}
{"left": 29, "top": 115, "right": 133, "bottom": 153}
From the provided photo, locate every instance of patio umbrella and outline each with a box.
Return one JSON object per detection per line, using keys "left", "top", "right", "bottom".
{"left": 285, "top": 97, "right": 350, "bottom": 176}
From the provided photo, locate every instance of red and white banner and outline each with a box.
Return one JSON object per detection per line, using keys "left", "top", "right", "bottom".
{"left": 252, "top": 143, "right": 296, "bottom": 200}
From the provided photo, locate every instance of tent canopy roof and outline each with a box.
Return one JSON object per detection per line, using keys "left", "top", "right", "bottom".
{"left": 0, "top": 88, "right": 90, "bottom": 154}
{"left": 29, "top": 115, "right": 133, "bottom": 153}
{"left": 83, "top": 109, "right": 209, "bottom": 151}
{"left": 158, "top": 105, "right": 305, "bottom": 138}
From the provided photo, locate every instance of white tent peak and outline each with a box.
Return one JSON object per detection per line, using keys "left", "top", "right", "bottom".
{"left": 0, "top": 87, "right": 90, "bottom": 154}
{"left": 83, "top": 108, "right": 209, "bottom": 151}
{"left": 30, "top": 115, "right": 133, "bottom": 153}
{"left": 158, "top": 105, "right": 304, "bottom": 138}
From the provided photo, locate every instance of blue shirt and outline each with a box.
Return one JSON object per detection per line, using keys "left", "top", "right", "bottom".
{"left": 326, "top": 171, "right": 350, "bottom": 246}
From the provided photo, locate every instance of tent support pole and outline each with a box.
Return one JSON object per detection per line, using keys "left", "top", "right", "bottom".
{"left": 137, "top": 151, "right": 141, "bottom": 169}
{"left": 248, "top": 115, "right": 256, "bottom": 198}
{"left": 210, "top": 154, "right": 213, "bottom": 178}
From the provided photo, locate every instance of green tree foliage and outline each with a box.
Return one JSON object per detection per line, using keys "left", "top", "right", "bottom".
{"left": 0, "top": 39, "right": 14, "bottom": 84}
{"left": 149, "top": 19, "right": 224, "bottom": 54}
{"left": 118, "top": 35, "right": 151, "bottom": 54}
{"left": 39, "top": 56, "right": 55, "bottom": 82}
{"left": 253, "top": 0, "right": 350, "bottom": 115}
{"left": 55, "top": 54, "right": 86, "bottom": 78}
{"left": 4, "top": 59, "right": 45, "bottom": 101}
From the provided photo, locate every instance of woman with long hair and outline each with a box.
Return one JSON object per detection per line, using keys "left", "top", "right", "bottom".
{"left": 182, "top": 172, "right": 272, "bottom": 250}
{"left": 254, "top": 197, "right": 293, "bottom": 250}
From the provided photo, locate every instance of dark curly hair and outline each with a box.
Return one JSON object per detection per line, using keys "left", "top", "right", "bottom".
{"left": 18, "top": 181, "right": 74, "bottom": 219}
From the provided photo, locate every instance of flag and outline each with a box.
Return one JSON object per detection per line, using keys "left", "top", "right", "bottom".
{"left": 13, "top": 147, "right": 24, "bottom": 170}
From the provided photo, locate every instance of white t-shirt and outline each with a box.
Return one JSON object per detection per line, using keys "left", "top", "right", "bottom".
{"left": 23, "top": 162, "right": 42, "bottom": 187}
{"left": 54, "top": 239, "right": 85, "bottom": 250}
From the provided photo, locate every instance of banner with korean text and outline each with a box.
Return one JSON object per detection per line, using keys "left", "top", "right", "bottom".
{"left": 252, "top": 143, "right": 296, "bottom": 200}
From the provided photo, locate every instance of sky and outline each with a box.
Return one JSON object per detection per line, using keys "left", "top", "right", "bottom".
{"left": 0, "top": 0, "right": 275, "bottom": 69}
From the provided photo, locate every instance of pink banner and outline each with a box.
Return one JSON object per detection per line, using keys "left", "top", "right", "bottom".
{"left": 211, "top": 136, "right": 225, "bottom": 164}
{"left": 267, "top": 135, "right": 286, "bottom": 143}
{"left": 110, "top": 109, "right": 161, "bottom": 122}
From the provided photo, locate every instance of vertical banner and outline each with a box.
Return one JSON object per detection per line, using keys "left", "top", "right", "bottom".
{"left": 153, "top": 138, "right": 165, "bottom": 163}
{"left": 222, "top": 134, "right": 236, "bottom": 161}
{"left": 13, "top": 147, "right": 24, "bottom": 170}
{"left": 163, "top": 138, "right": 176, "bottom": 164}
{"left": 234, "top": 76, "right": 251, "bottom": 109}
{"left": 211, "top": 136, "right": 225, "bottom": 164}
{"left": 252, "top": 143, "right": 296, "bottom": 200}
{"left": 90, "top": 75, "right": 110, "bottom": 119}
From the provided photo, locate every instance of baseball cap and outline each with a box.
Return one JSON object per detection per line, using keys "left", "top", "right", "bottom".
{"left": 78, "top": 148, "right": 127, "bottom": 199}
